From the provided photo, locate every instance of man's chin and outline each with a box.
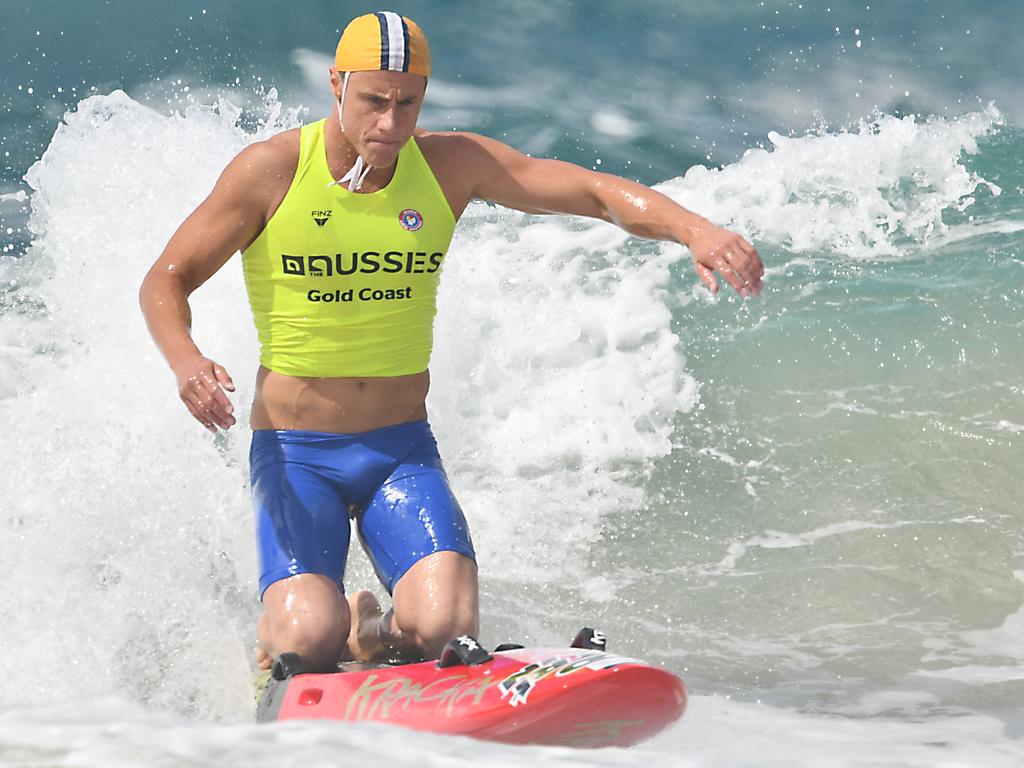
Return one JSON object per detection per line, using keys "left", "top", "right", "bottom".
{"left": 361, "top": 142, "right": 403, "bottom": 167}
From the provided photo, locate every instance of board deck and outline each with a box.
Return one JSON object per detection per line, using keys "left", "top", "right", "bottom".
{"left": 256, "top": 645, "right": 687, "bottom": 748}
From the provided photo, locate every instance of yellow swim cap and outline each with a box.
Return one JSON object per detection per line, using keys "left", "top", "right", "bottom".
{"left": 335, "top": 11, "right": 431, "bottom": 78}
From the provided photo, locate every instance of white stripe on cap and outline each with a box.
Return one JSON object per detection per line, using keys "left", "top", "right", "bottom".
{"left": 381, "top": 11, "right": 407, "bottom": 72}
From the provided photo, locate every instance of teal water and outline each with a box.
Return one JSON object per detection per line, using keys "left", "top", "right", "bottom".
{"left": 1, "top": 2, "right": 1022, "bottom": 766}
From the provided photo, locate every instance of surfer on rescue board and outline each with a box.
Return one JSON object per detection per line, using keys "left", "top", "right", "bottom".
{"left": 140, "top": 11, "right": 763, "bottom": 672}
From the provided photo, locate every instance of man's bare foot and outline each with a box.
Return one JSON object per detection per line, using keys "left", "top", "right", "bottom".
{"left": 347, "top": 590, "right": 388, "bottom": 661}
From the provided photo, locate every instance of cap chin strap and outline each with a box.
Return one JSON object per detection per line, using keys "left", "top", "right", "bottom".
{"left": 327, "top": 72, "right": 373, "bottom": 192}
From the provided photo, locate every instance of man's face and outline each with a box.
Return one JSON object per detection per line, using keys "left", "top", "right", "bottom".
{"left": 330, "top": 69, "right": 427, "bottom": 168}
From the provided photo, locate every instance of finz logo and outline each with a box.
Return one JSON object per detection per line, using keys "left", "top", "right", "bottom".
{"left": 311, "top": 209, "right": 332, "bottom": 227}
{"left": 399, "top": 208, "right": 424, "bottom": 231}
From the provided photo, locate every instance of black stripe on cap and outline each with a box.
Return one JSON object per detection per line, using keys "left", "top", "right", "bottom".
{"left": 376, "top": 12, "right": 389, "bottom": 70}
{"left": 400, "top": 16, "right": 410, "bottom": 72}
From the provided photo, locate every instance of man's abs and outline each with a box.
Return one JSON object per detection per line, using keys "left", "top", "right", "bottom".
{"left": 250, "top": 366, "right": 430, "bottom": 433}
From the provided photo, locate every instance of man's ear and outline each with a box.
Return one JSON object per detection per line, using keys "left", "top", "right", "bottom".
{"left": 328, "top": 67, "right": 342, "bottom": 99}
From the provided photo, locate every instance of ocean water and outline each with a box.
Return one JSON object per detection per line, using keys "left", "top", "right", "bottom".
{"left": 1, "top": 1, "right": 1022, "bottom": 766}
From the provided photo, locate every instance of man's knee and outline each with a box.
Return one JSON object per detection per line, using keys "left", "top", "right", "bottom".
{"left": 261, "top": 574, "right": 350, "bottom": 667}
{"left": 396, "top": 598, "right": 479, "bottom": 658}
{"left": 402, "top": 623, "right": 477, "bottom": 660}
{"left": 266, "top": 605, "right": 347, "bottom": 644}
{"left": 391, "top": 551, "right": 479, "bottom": 658}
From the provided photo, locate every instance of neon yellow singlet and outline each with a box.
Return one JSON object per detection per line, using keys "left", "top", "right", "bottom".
{"left": 242, "top": 118, "right": 456, "bottom": 377}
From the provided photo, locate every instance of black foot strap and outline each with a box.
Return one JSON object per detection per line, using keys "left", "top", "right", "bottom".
{"left": 271, "top": 652, "right": 304, "bottom": 680}
{"left": 438, "top": 635, "right": 493, "bottom": 667}
{"left": 571, "top": 627, "right": 608, "bottom": 651}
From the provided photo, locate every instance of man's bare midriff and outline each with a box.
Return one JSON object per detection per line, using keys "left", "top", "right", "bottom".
{"left": 250, "top": 366, "right": 430, "bottom": 433}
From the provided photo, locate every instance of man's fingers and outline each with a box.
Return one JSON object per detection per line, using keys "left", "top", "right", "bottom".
{"left": 185, "top": 376, "right": 236, "bottom": 429}
{"left": 719, "top": 244, "right": 763, "bottom": 295}
{"left": 722, "top": 247, "right": 754, "bottom": 276}
{"left": 183, "top": 397, "right": 218, "bottom": 433}
{"left": 696, "top": 263, "right": 718, "bottom": 294}
{"left": 736, "top": 238, "right": 765, "bottom": 278}
{"left": 198, "top": 393, "right": 235, "bottom": 429}
{"left": 214, "top": 364, "right": 236, "bottom": 392}
{"left": 713, "top": 253, "right": 747, "bottom": 295}
{"left": 199, "top": 370, "right": 235, "bottom": 417}
{"left": 174, "top": 356, "right": 237, "bottom": 432}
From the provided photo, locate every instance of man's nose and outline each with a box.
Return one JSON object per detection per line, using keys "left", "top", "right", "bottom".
{"left": 378, "top": 106, "right": 399, "bottom": 133}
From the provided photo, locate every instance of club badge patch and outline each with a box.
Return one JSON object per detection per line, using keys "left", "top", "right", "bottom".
{"left": 399, "top": 208, "right": 424, "bottom": 231}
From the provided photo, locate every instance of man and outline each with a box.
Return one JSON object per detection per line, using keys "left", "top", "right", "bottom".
{"left": 140, "top": 11, "right": 762, "bottom": 672}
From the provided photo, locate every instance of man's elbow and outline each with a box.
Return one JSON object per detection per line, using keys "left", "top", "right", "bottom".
{"left": 139, "top": 261, "right": 187, "bottom": 312}
{"left": 139, "top": 264, "right": 158, "bottom": 312}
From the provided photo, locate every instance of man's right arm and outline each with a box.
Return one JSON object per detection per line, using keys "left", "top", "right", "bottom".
{"left": 139, "top": 139, "right": 289, "bottom": 433}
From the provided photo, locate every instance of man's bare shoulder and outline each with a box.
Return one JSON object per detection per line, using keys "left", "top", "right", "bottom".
{"left": 226, "top": 127, "right": 301, "bottom": 186}
{"left": 415, "top": 129, "right": 508, "bottom": 160}
{"left": 204, "top": 128, "right": 300, "bottom": 220}
{"left": 414, "top": 130, "right": 524, "bottom": 200}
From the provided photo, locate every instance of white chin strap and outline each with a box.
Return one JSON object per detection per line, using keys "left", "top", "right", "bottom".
{"left": 327, "top": 72, "right": 373, "bottom": 192}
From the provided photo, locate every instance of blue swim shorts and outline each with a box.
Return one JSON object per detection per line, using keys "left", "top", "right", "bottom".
{"left": 250, "top": 420, "right": 475, "bottom": 598}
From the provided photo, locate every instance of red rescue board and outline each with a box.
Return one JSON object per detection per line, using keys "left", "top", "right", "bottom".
{"left": 257, "top": 647, "right": 687, "bottom": 748}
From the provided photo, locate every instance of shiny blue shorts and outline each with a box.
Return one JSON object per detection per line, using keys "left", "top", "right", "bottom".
{"left": 250, "top": 420, "right": 475, "bottom": 598}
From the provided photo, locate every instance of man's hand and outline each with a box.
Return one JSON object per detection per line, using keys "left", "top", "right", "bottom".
{"left": 173, "top": 355, "right": 237, "bottom": 433}
{"left": 687, "top": 225, "right": 764, "bottom": 297}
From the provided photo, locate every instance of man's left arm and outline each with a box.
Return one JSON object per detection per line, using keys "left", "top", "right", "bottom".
{"left": 460, "top": 133, "right": 762, "bottom": 296}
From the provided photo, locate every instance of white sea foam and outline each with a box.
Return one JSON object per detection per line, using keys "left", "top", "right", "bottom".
{"left": 2, "top": 693, "right": 1021, "bottom": 768}
{"left": 711, "top": 519, "right": 909, "bottom": 573}
{"left": 1, "top": 90, "right": 290, "bottom": 719}
{"left": 591, "top": 109, "right": 645, "bottom": 140}
{"left": 939, "top": 218, "right": 1024, "bottom": 245}
{"left": 942, "top": 571, "right": 1024, "bottom": 668}
{"left": 430, "top": 206, "right": 698, "bottom": 581}
{"left": 0, "top": 189, "right": 28, "bottom": 203}
{"left": 657, "top": 106, "right": 1003, "bottom": 259}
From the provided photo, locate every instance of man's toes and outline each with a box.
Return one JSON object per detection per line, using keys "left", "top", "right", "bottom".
{"left": 256, "top": 645, "right": 272, "bottom": 670}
